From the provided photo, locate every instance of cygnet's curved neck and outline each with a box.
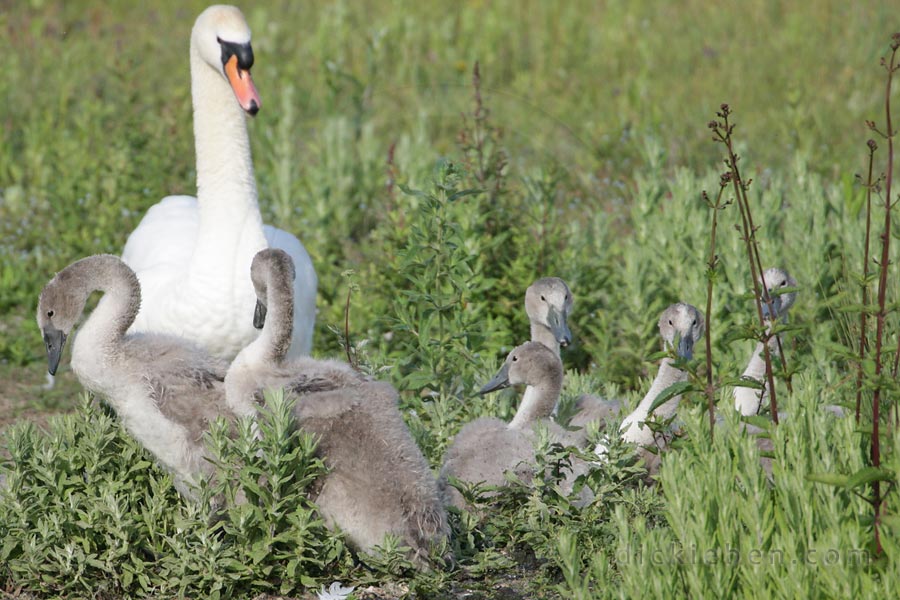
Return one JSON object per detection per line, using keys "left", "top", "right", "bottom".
{"left": 734, "top": 323, "right": 785, "bottom": 415}
{"left": 70, "top": 256, "right": 142, "bottom": 347}
{"left": 228, "top": 262, "right": 295, "bottom": 384}
{"left": 257, "top": 271, "right": 295, "bottom": 365}
{"left": 620, "top": 358, "right": 687, "bottom": 445}
{"left": 509, "top": 377, "right": 562, "bottom": 429}
{"left": 189, "top": 45, "right": 265, "bottom": 267}
{"left": 530, "top": 323, "right": 560, "bottom": 357}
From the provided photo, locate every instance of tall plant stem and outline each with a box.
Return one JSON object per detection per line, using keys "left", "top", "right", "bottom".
{"left": 869, "top": 39, "right": 898, "bottom": 557}
{"left": 703, "top": 183, "right": 729, "bottom": 440}
{"left": 746, "top": 199, "right": 793, "bottom": 395}
{"left": 855, "top": 142, "right": 877, "bottom": 425}
{"left": 712, "top": 107, "right": 780, "bottom": 424}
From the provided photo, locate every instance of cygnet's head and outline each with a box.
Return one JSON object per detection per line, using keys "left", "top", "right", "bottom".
{"left": 36, "top": 280, "right": 79, "bottom": 376}
{"left": 758, "top": 267, "right": 797, "bottom": 320}
{"left": 36, "top": 255, "right": 134, "bottom": 375}
{"left": 478, "top": 341, "right": 563, "bottom": 395}
{"left": 191, "top": 5, "right": 261, "bottom": 114}
{"left": 524, "top": 277, "right": 574, "bottom": 348}
{"left": 658, "top": 302, "right": 705, "bottom": 361}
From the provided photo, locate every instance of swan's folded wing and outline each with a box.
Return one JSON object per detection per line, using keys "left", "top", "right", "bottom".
{"left": 291, "top": 387, "right": 364, "bottom": 422}
{"left": 145, "top": 366, "right": 229, "bottom": 441}
{"left": 285, "top": 374, "right": 348, "bottom": 395}
{"left": 568, "top": 394, "right": 622, "bottom": 429}
{"left": 122, "top": 195, "right": 199, "bottom": 274}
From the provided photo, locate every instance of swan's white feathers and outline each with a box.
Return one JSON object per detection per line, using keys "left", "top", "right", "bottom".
{"left": 122, "top": 6, "right": 316, "bottom": 360}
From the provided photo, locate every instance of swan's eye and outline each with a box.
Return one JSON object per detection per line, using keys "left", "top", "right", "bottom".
{"left": 47, "top": 310, "right": 54, "bottom": 318}
{"left": 780, "top": 280, "right": 787, "bottom": 286}
{"left": 512, "top": 355, "right": 518, "bottom": 362}
{"left": 692, "top": 319, "right": 696, "bottom": 325}
{"left": 668, "top": 320, "right": 673, "bottom": 326}
{"left": 540, "top": 295, "right": 546, "bottom": 302}
{"left": 219, "top": 39, "right": 255, "bottom": 70}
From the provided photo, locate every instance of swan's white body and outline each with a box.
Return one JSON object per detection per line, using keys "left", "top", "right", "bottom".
{"left": 122, "top": 5, "right": 316, "bottom": 360}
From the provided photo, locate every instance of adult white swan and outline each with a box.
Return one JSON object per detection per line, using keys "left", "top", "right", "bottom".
{"left": 122, "top": 5, "right": 316, "bottom": 359}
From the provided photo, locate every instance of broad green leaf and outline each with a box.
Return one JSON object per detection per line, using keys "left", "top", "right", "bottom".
{"left": 723, "top": 376, "right": 765, "bottom": 390}
{"left": 447, "top": 188, "right": 484, "bottom": 202}
{"left": 397, "top": 183, "right": 431, "bottom": 199}
{"left": 806, "top": 473, "right": 850, "bottom": 487}
{"left": 647, "top": 381, "right": 695, "bottom": 414}
{"left": 846, "top": 467, "right": 895, "bottom": 490}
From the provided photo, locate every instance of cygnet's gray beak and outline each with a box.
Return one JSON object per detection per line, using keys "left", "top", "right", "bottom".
{"left": 42, "top": 326, "right": 67, "bottom": 376}
{"left": 548, "top": 306, "right": 572, "bottom": 347}
{"left": 761, "top": 295, "right": 782, "bottom": 321}
{"left": 253, "top": 299, "right": 267, "bottom": 329}
{"left": 676, "top": 330, "right": 694, "bottom": 361}
{"left": 478, "top": 362, "right": 511, "bottom": 395}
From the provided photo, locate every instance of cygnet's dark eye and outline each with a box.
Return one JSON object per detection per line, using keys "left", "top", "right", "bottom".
{"left": 47, "top": 310, "right": 54, "bottom": 318}
{"left": 512, "top": 355, "right": 518, "bottom": 362}
{"left": 668, "top": 320, "right": 673, "bottom": 326}
{"left": 692, "top": 319, "right": 697, "bottom": 325}
{"left": 780, "top": 280, "right": 787, "bottom": 286}
{"left": 540, "top": 295, "right": 546, "bottom": 301}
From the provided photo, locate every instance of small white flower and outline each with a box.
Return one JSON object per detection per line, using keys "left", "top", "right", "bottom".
{"left": 317, "top": 581, "right": 356, "bottom": 600}
{"left": 592, "top": 434, "right": 610, "bottom": 463}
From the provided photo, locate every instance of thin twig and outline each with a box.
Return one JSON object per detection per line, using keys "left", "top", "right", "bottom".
{"left": 344, "top": 278, "right": 355, "bottom": 368}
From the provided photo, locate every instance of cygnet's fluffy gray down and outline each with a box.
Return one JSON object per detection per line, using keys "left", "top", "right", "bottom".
{"left": 36, "top": 254, "right": 234, "bottom": 499}
{"left": 524, "top": 277, "right": 621, "bottom": 436}
{"left": 225, "top": 248, "right": 449, "bottom": 564}
{"left": 440, "top": 341, "right": 593, "bottom": 510}
{"left": 296, "top": 381, "right": 448, "bottom": 562}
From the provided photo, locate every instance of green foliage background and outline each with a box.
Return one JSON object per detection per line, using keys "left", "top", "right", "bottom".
{"left": 1, "top": 1, "right": 898, "bottom": 598}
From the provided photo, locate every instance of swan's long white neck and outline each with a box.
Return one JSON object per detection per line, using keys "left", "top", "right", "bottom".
{"left": 619, "top": 358, "right": 687, "bottom": 445}
{"left": 509, "top": 378, "right": 561, "bottom": 429}
{"left": 189, "top": 46, "right": 266, "bottom": 274}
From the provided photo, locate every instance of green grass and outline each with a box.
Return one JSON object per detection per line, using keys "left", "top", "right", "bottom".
{"left": 2, "top": 1, "right": 899, "bottom": 598}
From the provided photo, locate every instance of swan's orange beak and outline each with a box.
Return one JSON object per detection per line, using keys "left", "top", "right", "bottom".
{"left": 225, "top": 55, "right": 261, "bottom": 116}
